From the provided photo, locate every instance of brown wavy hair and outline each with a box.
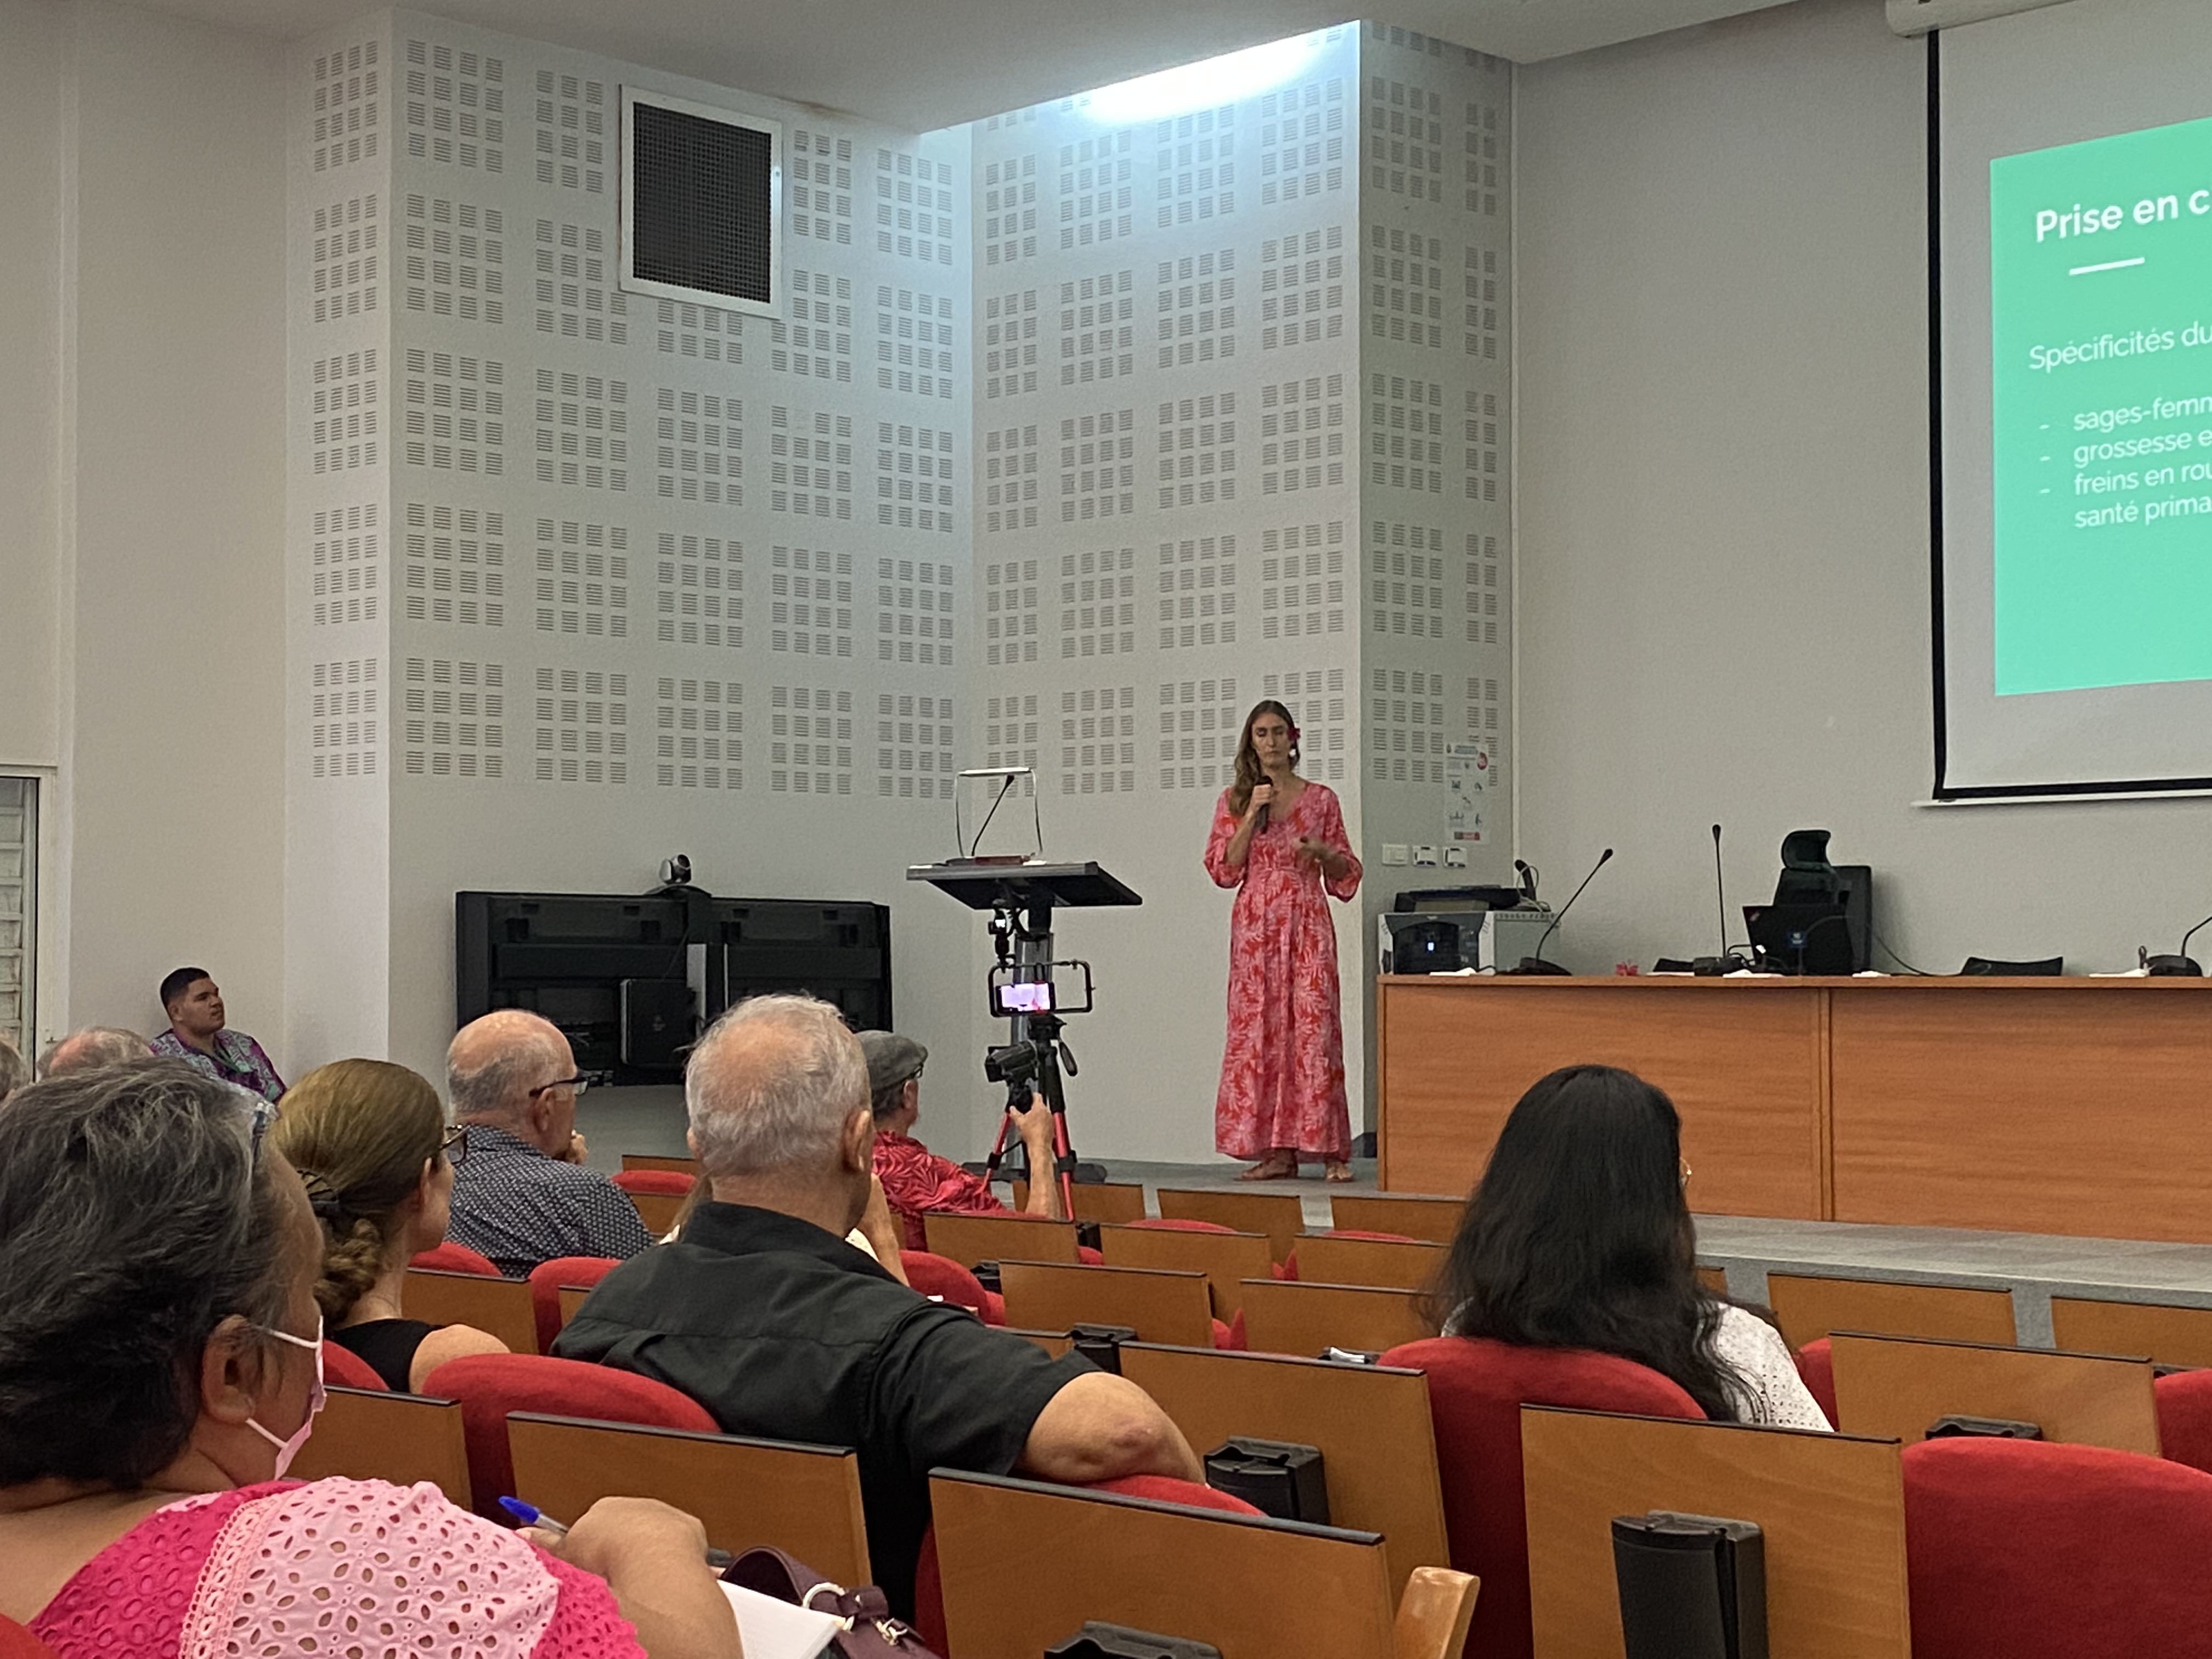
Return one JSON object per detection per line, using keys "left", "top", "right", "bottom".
{"left": 1227, "top": 699, "right": 1301, "bottom": 816}
{"left": 269, "top": 1058, "right": 446, "bottom": 1322}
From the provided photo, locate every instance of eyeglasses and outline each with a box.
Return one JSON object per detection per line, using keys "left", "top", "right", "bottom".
{"left": 527, "top": 1074, "right": 591, "bottom": 1100}
{"left": 438, "top": 1122, "right": 470, "bottom": 1165}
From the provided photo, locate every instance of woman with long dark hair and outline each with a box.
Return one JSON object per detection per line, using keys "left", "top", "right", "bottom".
{"left": 1203, "top": 699, "right": 1363, "bottom": 1181}
{"left": 1426, "top": 1064, "right": 1828, "bottom": 1426}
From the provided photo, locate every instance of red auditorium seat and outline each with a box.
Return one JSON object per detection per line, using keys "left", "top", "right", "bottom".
{"left": 0, "top": 1614, "right": 58, "bottom": 1659}
{"left": 527, "top": 1254, "right": 622, "bottom": 1353}
{"left": 421, "top": 1352, "right": 716, "bottom": 1519}
{"left": 610, "top": 1167, "right": 696, "bottom": 1196}
{"left": 1904, "top": 1436, "right": 2212, "bottom": 1658}
{"left": 410, "top": 1240, "right": 500, "bottom": 1276}
{"left": 1381, "top": 1335, "right": 1705, "bottom": 1659}
{"left": 2155, "top": 1367, "right": 2212, "bottom": 1476}
{"left": 910, "top": 1475, "right": 1263, "bottom": 1654}
{"left": 1795, "top": 1335, "right": 1839, "bottom": 1425}
{"left": 901, "top": 1250, "right": 1008, "bottom": 1324}
{"left": 319, "top": 1337, "right": 389, "bottom": 1392}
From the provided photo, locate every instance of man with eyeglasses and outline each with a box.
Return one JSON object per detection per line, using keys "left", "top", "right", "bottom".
{"left": 442, "top": 1008, "right": 653, "bottom": 1276}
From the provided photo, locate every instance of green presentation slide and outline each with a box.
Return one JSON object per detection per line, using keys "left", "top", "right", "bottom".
{"left": 1992, "top": 114, "right": 2212, "bottom": 695}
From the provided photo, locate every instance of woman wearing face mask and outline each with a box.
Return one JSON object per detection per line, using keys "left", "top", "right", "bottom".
{"left": 0, "top": 1061, "right": 744, "bottom": 1658}
{"left": 1204, "top": 698, "right": 1364, "bottom": 1183}
{"left": 271, "top": 1057, "right": 511, "bottom": 1392}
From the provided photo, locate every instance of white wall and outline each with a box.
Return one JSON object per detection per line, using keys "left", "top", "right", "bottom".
{"left": 0, "top": 0, "right": 289, "bottom": 1052}
{"left": 1514, "top": 0, "right": 2212, "bottom": 976}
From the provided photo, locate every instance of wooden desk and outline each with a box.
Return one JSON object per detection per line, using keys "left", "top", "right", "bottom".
{"left": 1376, "top": 975, "right": 2212, "bottom": 1242}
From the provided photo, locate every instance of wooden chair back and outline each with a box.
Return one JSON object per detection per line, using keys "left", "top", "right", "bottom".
{"left": 1766, "top": 1272, "right": 2016, "bottom": 1353}
{"left": 623, "top": 1189, "right": 686, "bottom": 1235}
{"left": 1000, "top": 1260, "right": 1215, "bottom": 1347}
{"left": 2050, "top": 1296, "right": 2212, "bottom": 1369}
{"left": 619, "top": 1153, "right": 699, "bottom": 1175}
{"left": 1119, "top": 1343, "right": 1451, "bottom": 1595}
{"left": 1005, "top": 1327, "right": 1074, "bottom": 1359}
{"left": 288, "top": 1387, "right": 472, "bottom": 1506}
{"left": 1099, "top": 1223, "right": 1276, "bottom": 1316}
{"left": 1396, "top": 1566, "right": 1481, "bottom": 1659}
{"left": 1828, "top": 1331, "right": 2161, "bottom": 1453}
{"left": 1158, "top": 1187, "right": 1311, "bottom": 1261}
{"left": 1294, "top": 1234, "right": 1446, "bottom": 1291}
{"left": 404, "top": 1267, "right": 541, "bottom": 1355}
{"left": 556, "top": 1283, "right": 595, "bottom": 1329}
{"left": 1014, "top": 1177, "right": 1150, "bottom": 1224}
{"left": 507, "top": 1412, "right": 872, "bottom": 1585}
{"left": 1330, "top": 1192, "right": 1463, "bottom": 1245}
{"left": 1239, "top": 1279, "right": 1430, "bottom": 1358}
{"left": 930, "top": 1471, "right": 1400, "bottom": 1659}
{"left": 1521, "top": 1405, "right": 1910, "bottom": 1659}
{"left": 922, "top": 1210, "right": 1080, "bottom": 1267}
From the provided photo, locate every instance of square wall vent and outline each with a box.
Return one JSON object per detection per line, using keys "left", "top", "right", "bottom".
{"left": 621, "top": 87, "right": 780, "bottom": 317}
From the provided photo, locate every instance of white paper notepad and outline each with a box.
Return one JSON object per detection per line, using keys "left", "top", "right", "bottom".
{"left": 718, "top": 1580, "right": 842, "bottom": 1659}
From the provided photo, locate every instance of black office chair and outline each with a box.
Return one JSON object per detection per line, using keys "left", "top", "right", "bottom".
{"left": 1959, "top": 956, "right": 2063, "bottom": 976}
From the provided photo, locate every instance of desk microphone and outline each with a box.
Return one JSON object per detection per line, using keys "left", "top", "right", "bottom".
{"left": 1694, "top": 823, "right": 1750, "bottom": 976}
{"left": 2147, "top": 911, "right": 2212, "bottom": 977}
{"left": 1513, "top": 857, "right": 1538, "bottom": 902}
{"left": 1509, "top": 848, "right": 1613, "bottom": 975}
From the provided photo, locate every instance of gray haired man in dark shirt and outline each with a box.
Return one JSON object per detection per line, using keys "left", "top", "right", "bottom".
{"left": 556, "top": 992, "right": 1201, "bottom": 1618}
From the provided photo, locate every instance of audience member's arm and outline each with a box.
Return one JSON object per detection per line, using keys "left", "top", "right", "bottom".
{"left": 525, "top": 1496, "right": 741, "bottom": 1658}
{"left": 1014, "top": 1095, "right": 1064, "bottom": 1222}
{"left": 407, "top": 1322, "right": 511, "bottom": 1392}
{"left": 1015, "top": 1370, "right": 1203, "bottom": 1486}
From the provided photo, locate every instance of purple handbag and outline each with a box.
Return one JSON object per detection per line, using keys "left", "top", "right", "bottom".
{"left": 720, "top": 1545, "right": 943, "bottom": 1657}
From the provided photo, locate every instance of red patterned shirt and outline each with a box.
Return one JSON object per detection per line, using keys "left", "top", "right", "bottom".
{"left": 872, "top": 1128, "right": 1010, "bottom": 1251}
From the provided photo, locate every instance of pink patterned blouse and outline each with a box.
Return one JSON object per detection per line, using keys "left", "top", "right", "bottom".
{"left": 32, "top": 1477, "right": 643, "bottom": 1659}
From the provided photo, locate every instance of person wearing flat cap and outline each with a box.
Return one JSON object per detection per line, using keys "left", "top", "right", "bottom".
{"left": 860, "top": 1029, "right": 1062, "bottom": 1251}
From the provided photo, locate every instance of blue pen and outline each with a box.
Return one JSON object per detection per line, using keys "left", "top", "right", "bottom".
{"left": 501, "top": 1496, "right": 735, "bottom": 1570}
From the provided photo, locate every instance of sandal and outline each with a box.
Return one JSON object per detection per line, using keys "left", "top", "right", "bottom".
{"left": 1238, "top": 1154, "right": 1298, "bottom": 1181}
{"left": 1323, "top": 1161, "right": 1355, "bottom": 1183}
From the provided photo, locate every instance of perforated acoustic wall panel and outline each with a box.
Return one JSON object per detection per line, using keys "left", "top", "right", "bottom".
{"left": 283, "top": 15, "right": 1509, "bottom": 1153}
{"left": 287, "top": 9, "right": 975, "bottom": 1090}
{"left": 968, "top": 24, "right": 1510, "bottom": 1148}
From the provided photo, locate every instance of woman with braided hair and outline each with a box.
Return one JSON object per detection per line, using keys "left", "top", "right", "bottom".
{"left": 270, "top": 1058, "right": 509, "bottom": 1391}
{"left": 1204, "top": 699, "right": 1363, "bottom": 1182}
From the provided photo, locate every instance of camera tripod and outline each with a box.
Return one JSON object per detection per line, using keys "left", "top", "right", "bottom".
{"left": 979, "top": 1009, "right": 1082, "bottom": 1217}
{"left": 905, "top": 853, "right": 1143, "bottom": 1222}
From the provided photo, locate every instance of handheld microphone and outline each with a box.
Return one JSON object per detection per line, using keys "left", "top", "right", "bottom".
{"left": 2147, "top": 911, "right": 2212, "bottom": 977}
{"left": 1694, "top": 823, "right": 1750, "bottom": 976}
{"left": 1509, "top": 848, "right": 1613, "bottom": 975}
{"left": 1252, "top": 800, "right": 1269, "bottom": 833}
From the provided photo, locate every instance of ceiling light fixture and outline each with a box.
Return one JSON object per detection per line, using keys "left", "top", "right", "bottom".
{"left": 1080, "top": 31, "right": 1328, "bottom": 124}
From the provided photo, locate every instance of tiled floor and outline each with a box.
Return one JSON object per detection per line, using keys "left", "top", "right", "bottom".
{"left": 582, "top": 1087, "right": 2212, "bottom": 1348}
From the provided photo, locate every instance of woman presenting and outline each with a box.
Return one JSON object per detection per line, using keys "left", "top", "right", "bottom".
{"left": 1204, "top": 699, "right": 1363, "bottom": 1181}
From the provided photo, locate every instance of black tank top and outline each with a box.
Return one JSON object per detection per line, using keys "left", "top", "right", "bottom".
{"left": 331, "top": 1317, "right": 438, "bottom": 1393}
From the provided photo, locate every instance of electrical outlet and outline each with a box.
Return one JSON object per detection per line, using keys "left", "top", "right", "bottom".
{"left": 1445, "top": 847, "right": 1468, "bottom": 868}
{"left": 1381, "top": 843, "right": 1409, "bottom": 866}
{"left": 1414, "top": 844, "right": 1440, "bottom": 866}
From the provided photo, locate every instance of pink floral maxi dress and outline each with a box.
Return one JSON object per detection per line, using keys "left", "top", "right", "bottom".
{"left": 1204, "top": 781, "right": 1363, "bottom": 1160}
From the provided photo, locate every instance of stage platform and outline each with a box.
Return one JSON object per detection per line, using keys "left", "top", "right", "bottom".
{"left": 580, "top": 1090, "right": 2212, "bottom": 1350}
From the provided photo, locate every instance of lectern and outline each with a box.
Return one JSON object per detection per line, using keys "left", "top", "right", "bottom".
{"left": 909, "top": 858, "right": 1141, "bottom": 1214}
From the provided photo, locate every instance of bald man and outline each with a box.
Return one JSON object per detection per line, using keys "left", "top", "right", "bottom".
{"left": 443, "top": 1009, "right": 653, "bottom": 1276}
{"left": 556, "top": 993, "right": 1203, "bottom": 1621}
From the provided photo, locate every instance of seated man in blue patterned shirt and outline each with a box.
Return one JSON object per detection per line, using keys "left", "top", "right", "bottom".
{"left": 149, "top": 968, "right": 285, "bottom": 1101}
{"left": 443, "top": 1008, "right": 654, "bottom": 1276}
